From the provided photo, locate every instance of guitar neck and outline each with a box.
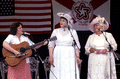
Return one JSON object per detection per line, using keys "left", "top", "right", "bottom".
{"left": 19, "top": 36, "right": 57, "bottom": 53}
{"left": 25, "top": 40, "right": 47, "bottom": 50}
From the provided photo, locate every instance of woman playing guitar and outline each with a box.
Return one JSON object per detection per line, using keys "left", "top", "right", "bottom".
{"left": 2, "top": 22, "right": 48, "bottom": 79}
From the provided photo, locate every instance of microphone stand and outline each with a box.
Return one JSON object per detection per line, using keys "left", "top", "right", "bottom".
{"left": 101, "top": 31, "right": 119, "bottom": 79}
{"left": 25, "top": 35, "right": 57, "bottom": 79}
{"left": 24, "top": 35, "right": 40, "bottom": 79}
{"left": 67, "top": 27, "right": 80, "bottom": 79}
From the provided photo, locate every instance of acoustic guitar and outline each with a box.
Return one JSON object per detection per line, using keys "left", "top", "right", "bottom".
{"left": 2, "top": 36, "right": 57, "bottom": 66}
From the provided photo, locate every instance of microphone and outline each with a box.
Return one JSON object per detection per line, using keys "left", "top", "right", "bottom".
{"left": 63, "top": 25, "right": 70, "bottom": 30}
{"left": 98, "top": 28, "right": 104, "bottom": 32}
{"left": 23, "top": 31, "right": 30, "bottom": 35}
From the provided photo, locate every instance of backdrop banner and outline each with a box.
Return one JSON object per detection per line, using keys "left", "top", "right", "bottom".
{"left": 52, "top": 0, "right": 110, "bottom": 31}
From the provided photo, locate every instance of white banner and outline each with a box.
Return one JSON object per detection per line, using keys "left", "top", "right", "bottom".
{"left": 52, "top": 0, "right": 110, "bottom": 31}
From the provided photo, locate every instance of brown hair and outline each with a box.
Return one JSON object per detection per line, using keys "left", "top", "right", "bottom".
{"left": 10, "top": 22, "right": 23, "bottom": 35}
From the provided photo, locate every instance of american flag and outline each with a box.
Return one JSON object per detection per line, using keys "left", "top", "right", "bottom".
{"left": 0, "top": 0, "right": 51, "bottom": 34}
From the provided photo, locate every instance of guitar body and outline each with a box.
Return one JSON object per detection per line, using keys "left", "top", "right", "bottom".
{"left": 2, "top": 36, "right": 57, "bottom": 66}
{"left": 2, "top": 42, "right": 32, "bottom": 66}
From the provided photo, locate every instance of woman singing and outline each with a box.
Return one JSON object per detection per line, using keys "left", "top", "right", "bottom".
{"left": 3, "top": 22, "right": 47, "bottom": 79}
{"left": 85, "top": 15, "right": 117, "bottom": 79}
{"left": 48, "top": 12, "right": 82, "bottom": 79}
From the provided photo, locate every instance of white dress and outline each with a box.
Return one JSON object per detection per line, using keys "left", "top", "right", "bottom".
{"left": 85, "top": 32, "right": 117, "bottom": 79}
{"left": 48, "top": 28, "right": 81, "bottom": 79}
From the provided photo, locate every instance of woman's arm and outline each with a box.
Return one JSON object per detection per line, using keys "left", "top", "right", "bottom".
{"left": 109, "top": 33, "right": 117, "bottom": 51}
{"left": 48, "top": 29, "right": 56, "bottom": 67}
{"left": 75, "top": 49, "right": 82, "bottom": 65}
{"left": 49, "top": 47, "right": 55, "bottom": 67}
{"left": 3, "top": 41, "right": 20, "bottom": 55}
{"left": 72, "top": 30, "right": 82, "bottom": 64}
{"left": 34, "top": 40, "right": 48, "bottom": 49}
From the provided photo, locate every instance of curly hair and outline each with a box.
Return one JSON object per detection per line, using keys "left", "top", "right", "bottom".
{"left": 10, "top": 22, "right": 23, "bottom": 35}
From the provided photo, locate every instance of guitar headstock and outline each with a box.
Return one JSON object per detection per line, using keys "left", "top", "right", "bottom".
{"left": 49, "top": 36, "right": 57, "bottom": 41}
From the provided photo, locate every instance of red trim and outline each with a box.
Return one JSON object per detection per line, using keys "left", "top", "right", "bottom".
{"left": 55, "top": 0, "right": 75, "bottom": 10}
{"left": 90, "top": 0, "right": 108, "bottom": 10}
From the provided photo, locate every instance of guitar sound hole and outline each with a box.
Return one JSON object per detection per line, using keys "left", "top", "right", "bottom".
{"left": 20, "top": 47, "right": 25, "bottom": 54}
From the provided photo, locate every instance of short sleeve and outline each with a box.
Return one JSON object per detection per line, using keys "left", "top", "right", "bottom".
{"left": 48, "top": 29, "right": 56, "bottom": 48}
{"left": 107, "top": 33, "right": 117, "bottom": 51}
{"left": 72, "top": 30, "right": 81, "bottom": 51}
{"left": 25, "top": 37, "right": 35, "bottom": 46}
{"left": 4, "top": 34, "right": 14, "bottom": 44}
{"left": 85, "top": 35, "right": 92, "bottom": 55}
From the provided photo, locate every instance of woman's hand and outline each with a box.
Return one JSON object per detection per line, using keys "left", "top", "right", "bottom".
{"left": 77, "top": 58, "right": 82, "bottom": 65}
{"left": 35, "top": 40, "right": 48, "bottom": 49}
{"left": 43, "top": 40, "right": 48, "bottom": 45}
{"left": 95, "top": 49, "right": 107, "bottom": 54}
{"left": 14, "top": 51, "right": 21, "bottom": 57}
{"left": 90, "top": 48, "right": 96, "bottom": 53}
{"left": 49, "top": 56, "right": 55, "bottom": 67}
{"left": 95, "top": 49, "right": 102, "bottom": 54}
{"left": 101, "top": 49, "right": 107, "bottom": 54}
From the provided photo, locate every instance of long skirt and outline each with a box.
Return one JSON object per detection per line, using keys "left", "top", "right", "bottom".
{"left": 49, "top": 46, "right": 80, "bottom": 79}
{"left": 7, "top": 58, "right": 32, "bottom": 79}
{"left": 87, "top": 52, "right": 117, "bottom": 79}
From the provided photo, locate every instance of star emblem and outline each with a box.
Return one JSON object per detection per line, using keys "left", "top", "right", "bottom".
{"left": 74, "top": 3, "right": 91, "bottom": 20}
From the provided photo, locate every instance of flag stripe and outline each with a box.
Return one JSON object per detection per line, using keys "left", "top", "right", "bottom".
{"left": 0, "top": 21, "right": 51, "bottom": 25}
{"left": 15, "top": 3, "right": 51, "bottom": 7}
{"left": 0, "top": 0, "right": 51, "bottom": 34}
{"left": 0, "top": 31, "right": 51, "bottom": 34}
{"left": 0, "top": 27, "right": 51, "bottom": 32}
{"left": 0, "top": 15, "right": 51, "bottom": 19}
{"left": 15, "top": 1, "right": 51, "bottom": 4}
{"left": 15, "top": 0, "right": 50, "bottom": 1}
{"left": 0, "top": 28, "right": 51, "bottom": 34}
{"left": 15, "top": 13, "right": 51, "bottom": 16}
{"left": 15, "top": 10, "right": 51, "bottom": 13}
{"left": 0, "top": 25, "right": 51, "bottom": 28}
{"left": 0, "top": 18, "right": 51, "bottom": 22}
{"left": 15, "top": 7, "right": 51, "bottom": 10}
